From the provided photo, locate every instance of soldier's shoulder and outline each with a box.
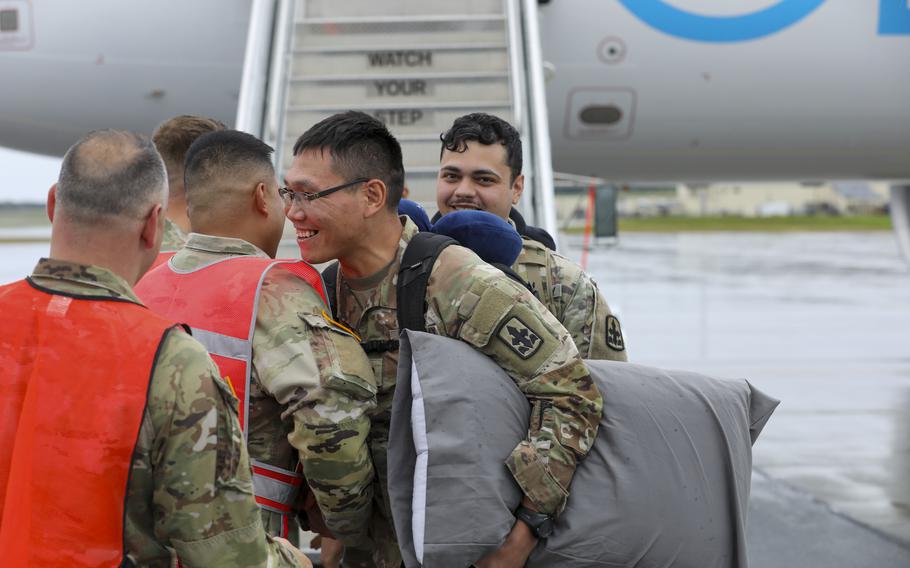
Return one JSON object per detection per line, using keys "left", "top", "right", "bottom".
{"left": 435, "top": 243, "right": 499, "bottom": 276}
{"left": 151, "top": 328, "right": 222, "bottom": 399}
{"left": 516, "top": 237, "right": 550, "bottom": 266}
{"left": 261, "top": 264, "right": 328, "bottom": 312}
{"left": 545, "top": 248, "right": 587, "bottom": 278}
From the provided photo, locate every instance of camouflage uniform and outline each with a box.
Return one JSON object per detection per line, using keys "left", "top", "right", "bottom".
{"left": 512, "top": 236, "right": 628, "bottom": 361}
{"left": 334, "top": 218, "right": 604, "bottom": 568}
{"left": 171, "top": 233, "right": 377, "bottom": 548}
{"left": 27, "top": 259, "right": 300, "bottom": 567}
{"left": 161, "top": 217, "right": 188, "bottom": 252}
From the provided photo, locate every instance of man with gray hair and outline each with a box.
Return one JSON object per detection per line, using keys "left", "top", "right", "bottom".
{"left": 0, "top": 129, "right": 310, "bottom": 567}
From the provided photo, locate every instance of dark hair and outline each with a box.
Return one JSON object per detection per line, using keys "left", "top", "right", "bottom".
{"left": 292, "top": 111, "right": 405, "bottom": 210}
{"left": 440, "top": 113, "right": 522, "bottom": 183}
{"left": 152, "top": 115, "right": 226, "bottom": 172}
{"left": 184, "top": 129, "right": 275, "bottom": 192}
{"left": 57, "top": 129, "right": 166, "bottom": 223}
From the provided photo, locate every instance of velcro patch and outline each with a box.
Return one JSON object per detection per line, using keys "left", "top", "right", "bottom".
{"left": 606, "top": 315, "right": 625, "bottom": 351}
{"left": 497, "top": 316, "right": 543, "bottom": 359}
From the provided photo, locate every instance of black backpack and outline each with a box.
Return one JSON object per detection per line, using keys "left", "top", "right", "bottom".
{"left": 322, "top": 233, "right": 530, "bottom": 354}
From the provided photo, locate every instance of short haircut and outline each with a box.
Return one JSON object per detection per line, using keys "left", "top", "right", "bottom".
{"left": 440, "top": 113, "right": 522, "bottom": 183}
{"left": 152, "top": 115, "right": 226, "bottom": 193}
{"left": 56, "top": 130, "right": 166, "bottom": 224}
{"left": 183, "top": 130, "right": 275, "bottom": 206}
{"left": 292, "top": 111, "right": 405, "bottom": 210}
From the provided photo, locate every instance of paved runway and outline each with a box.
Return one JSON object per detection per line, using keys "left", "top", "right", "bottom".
{"left": 574, "top": 231, "right": 910, "bottom": 565}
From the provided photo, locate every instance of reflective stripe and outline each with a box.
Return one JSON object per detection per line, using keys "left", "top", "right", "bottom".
{"left": 189, "top": 327, "right": 250, "bottom": 360}
{"left": 252, "top": 469, "right": 301, "bottom": 509}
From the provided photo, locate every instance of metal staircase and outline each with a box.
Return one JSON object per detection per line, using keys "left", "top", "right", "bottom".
{"left": 237, "top": 0, "right": 557, "bottom": 238}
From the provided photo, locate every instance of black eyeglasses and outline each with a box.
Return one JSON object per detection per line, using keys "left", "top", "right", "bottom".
{"left": 279, "top": 177, "right": 369, "bottom": 207}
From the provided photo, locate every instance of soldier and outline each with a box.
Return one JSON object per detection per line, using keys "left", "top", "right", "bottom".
{"left": 151, "top": 114, "right": 226, "bottom": 256}
{"left": 437, "top": 112, "right": 629, "bottom": 361}
{"left": 0, "top": 130, "right": 309, "bottom": 567}
{"left": 286, "top": 111, "right": 604, "bottom": 568}
{"left": 134, "top": 130, "right": 377, "bottom": 550}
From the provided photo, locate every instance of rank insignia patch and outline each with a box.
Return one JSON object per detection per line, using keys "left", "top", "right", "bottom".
{"left": 606, "top": 315, "right": 625, "bottom": 351}
{"left": 498, "top": 316, "right": 543, "bottom": 359}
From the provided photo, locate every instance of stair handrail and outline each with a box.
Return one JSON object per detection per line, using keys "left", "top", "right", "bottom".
{"left": 235, "top": 0, "right": 278, "bottom": 135}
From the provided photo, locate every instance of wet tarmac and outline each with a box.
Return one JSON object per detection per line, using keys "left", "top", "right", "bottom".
{"left": 570, "top": 231, "right": 910, "bottom": 565}
{"left": 4, "top": 230, "right": 910, "bottom": 565}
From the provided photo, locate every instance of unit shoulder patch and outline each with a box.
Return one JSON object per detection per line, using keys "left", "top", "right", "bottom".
{"left": 497, "top": 316, "right": 543, "bottom": 359}
{"left": 606, "top": 315, "right": 625, "bottom": 351}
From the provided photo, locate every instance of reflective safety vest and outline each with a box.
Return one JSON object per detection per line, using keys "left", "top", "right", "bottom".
{"left": 0, "top": 278, "right": 177, "bottom": 567}
{"left": 135, "top": 255, "right": 328, "bottom": 532}
{"left": 150, "top": 250, "right": 176, "bottom": 270}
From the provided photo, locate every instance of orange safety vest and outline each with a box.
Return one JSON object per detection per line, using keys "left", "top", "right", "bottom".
{"left": 150, "top": 251, "right": 176, "bottom": 270}
{"left": 0, "top": 278, "right": 178, "bottom": 567}
{"left": 135, "top": 255, "right": 328, "bottom": 532}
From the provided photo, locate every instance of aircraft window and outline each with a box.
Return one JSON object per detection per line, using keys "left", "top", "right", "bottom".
{"left": 580, "top": 105, "right": 623, "bottom": 125}
{"left": 0, "top": 9, "right": 18, "bottom": 32}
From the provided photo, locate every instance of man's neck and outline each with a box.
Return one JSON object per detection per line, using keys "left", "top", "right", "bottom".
{"left": 190, "top": 223, "right": 276, "bottom": 258}
{"left": 339, "top": 215, "right": 404, "bottom": 279}
{"left": 166, "top": 196, "right": 191, "bottom": 233}
{"left": 49, "top": 228, "right": 143, "bottom": 286}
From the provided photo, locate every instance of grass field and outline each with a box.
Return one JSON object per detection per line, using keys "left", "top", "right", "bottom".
{"left": 609, "top": 215, "right": 893, "bottom": 232}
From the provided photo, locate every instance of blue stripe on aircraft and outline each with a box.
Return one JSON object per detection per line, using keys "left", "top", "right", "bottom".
{"left": 617, "top": 0, "right": 827, "bottom": 43}
{"left": 878, "top": 0, "right": 910, "bottom": 35}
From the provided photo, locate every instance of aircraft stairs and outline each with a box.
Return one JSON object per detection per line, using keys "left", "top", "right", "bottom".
{"left": 236, "top": 0, "right": 558, "bottom": 239}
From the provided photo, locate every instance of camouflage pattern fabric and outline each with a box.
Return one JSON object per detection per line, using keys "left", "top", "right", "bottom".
{"left": 27, "top": 259, "right": 300, "bottom": 567}
{"left": 171, "top": 234, "right": 377, "bottom": 549}
{"left": 512, "top": 237, "right": 628, "bottom": 361}
{"left": 161, "top": 218, "right": 188, "bottom": 252}
{"left": 334, "top": 218, "right": 604, "bottom": 567}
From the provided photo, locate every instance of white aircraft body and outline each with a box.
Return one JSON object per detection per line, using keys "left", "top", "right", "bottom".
{"left": 1, "top": 0, "right": 909, "bottom": 250}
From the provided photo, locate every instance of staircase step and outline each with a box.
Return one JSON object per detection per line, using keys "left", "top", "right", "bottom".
{"left": 299, "top": 0, "right": 505, "bottom": 19}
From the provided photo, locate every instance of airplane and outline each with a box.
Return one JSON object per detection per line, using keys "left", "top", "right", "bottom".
{"left": 1, "top": 0, "right": 908, "bottom": 255}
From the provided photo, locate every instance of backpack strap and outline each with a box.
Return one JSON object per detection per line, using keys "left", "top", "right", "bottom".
{"left": 321, "top": 261, "right": 340, "bottom": 319}
{"left": 397, "top": 232, "right": 457, "bottom": 333}
{"left": 490, "top": 262, "right": 536, "bottom": 295}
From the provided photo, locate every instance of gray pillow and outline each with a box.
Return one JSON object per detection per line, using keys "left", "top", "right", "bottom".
{"left": 387, "top": 331, "right": 779, "bottom": 568}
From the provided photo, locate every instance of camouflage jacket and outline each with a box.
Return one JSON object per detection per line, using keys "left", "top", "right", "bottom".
{"left": 334, "top": 218, "right": 604, "bottom": 566}
{"left": 161, "top": 218, "right": 188, "bottom": 252}
{"left": 512, "top": 237, "right": 628, "bottom": 361}
{"left": 172, "top": 234, "right": 377, "bottom": 548}
{"left": 27, "top": 259, "right": 299, "bottom": 567}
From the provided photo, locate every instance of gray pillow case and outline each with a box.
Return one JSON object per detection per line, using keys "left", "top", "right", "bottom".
{"left": 388, "top": 331, "right": 779, "bottom": 568}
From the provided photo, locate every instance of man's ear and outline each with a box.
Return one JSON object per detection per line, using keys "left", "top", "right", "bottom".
{"left": 511, "top": 174, "right": 525, "bottom": 205}
{"left": 253, "top": 182, "right": 270, "bottom": 216}
{"left": 47, "top": 184, "right": 57, "bottom": 222}
{"left": 140, "top": 204, "right": 163, "bottom": 250}
{"left": 362, "top": 179, "right": 389, "bottom": 217}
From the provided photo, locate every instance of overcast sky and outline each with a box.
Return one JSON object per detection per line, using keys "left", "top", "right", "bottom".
{"left": 0, "top": 148, "right": 61, "bottom": 204}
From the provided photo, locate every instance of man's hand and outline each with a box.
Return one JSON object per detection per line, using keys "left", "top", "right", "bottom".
{"left": 319, "top": 536, "right": 344, "bottom": 568}
{"left": 274, "top": 537, "right": 314, "bottom": 568}
{"left": 473, "top": 515, "right": 538, "bottom": 568}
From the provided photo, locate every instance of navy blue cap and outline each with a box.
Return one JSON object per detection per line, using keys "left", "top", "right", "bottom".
{"left": 398, "top": 199, "right": 433, "bottom": 232}
{"left": 432, "top": 210, "right": 523, "bottom": 267}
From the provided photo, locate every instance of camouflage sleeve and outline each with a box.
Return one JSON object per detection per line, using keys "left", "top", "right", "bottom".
{"left": 146, "top": 329, "right": 299, "bottom": 567}
{"left": 558, "top": 260, "right": 628, "bottom": 361}
{"left": 425, "top": 246, "right": 603, "bottom": 516}
{"left": 254, "top": 271, "right": 377, "bottom": 548}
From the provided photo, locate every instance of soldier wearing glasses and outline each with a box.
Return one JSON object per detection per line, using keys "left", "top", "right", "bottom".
{"left": 284, "top": 112, "right": 603, "bottom": 568}
{"left": 134, "top": 130, "right": 379, "bottom": 552}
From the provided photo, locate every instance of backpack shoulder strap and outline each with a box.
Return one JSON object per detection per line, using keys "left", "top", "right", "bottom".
{"left": 397, "top": 232, "right": 456, "bottom": 333}
{"left": 321, "top": 261, "right": 340, "bottom": 318}
{"left": 490, "top": 262, "right": 536, "bottom": 295}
